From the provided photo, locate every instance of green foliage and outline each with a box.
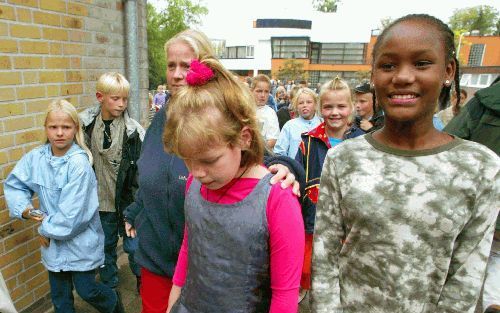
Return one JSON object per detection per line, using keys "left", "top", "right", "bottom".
{"left": 449, "top": 5, "right": 499, "bottom": 35}
{"left": 274, "top": 60, "right": 307, "bottom": 82}
{"left": 379, "top": 17, "right": 393, "bottom": 30}
{"left": 312, "top": 0, "right": 340, "bottom": 13}
{"left": 147, "top": 1, "right": 208, "bottom": 90}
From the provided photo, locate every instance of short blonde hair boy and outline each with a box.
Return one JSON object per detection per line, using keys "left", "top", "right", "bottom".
{"left": 96, "top": 72, "right": 130, "bottom": 96}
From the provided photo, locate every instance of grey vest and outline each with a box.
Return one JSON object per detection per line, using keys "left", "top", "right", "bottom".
{"left": 172, "top": 174, "right": 273, "bottom": 313}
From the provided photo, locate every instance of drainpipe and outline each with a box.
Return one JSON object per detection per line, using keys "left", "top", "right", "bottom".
{"left": 124, "top": 0, "right": 140, "bottom": 122}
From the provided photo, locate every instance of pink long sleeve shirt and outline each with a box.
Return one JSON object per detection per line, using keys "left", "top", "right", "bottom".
{"left": 173, "top": 174, "right": 304, "bottom": 313}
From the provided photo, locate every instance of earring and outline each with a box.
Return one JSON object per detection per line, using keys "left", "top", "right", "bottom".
{"left": 445, "top": 80, "right": 450, "bottom": 86}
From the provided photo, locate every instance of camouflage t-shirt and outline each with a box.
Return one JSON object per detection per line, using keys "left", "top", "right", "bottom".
{"left": 311, "top": 133, "right": 499, "bottom": 313}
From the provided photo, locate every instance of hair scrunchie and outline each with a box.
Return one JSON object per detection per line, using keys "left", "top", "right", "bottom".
{"left": 186, "top": 59, "right": 214, "bottom": 86}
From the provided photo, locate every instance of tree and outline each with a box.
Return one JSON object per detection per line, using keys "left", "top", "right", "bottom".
{"left": 312, "top": 0, "right": 340, "bottom": 13}
{"left": 379, "top": 17, "right": 393, "bottom": 30}
{"left": 274, "top": 60, "right": 307, "bottom": 82}
{"left": 147, "top": 1, "right": 208, "bottom": 90}
{"left": 449, "top": 5, "right": 499, "bottom": 35}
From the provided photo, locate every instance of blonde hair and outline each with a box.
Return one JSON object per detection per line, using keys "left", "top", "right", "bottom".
{"left": 163, "top": 57, "right": 264, "bottom": 168}
{"left": 96, "top": 72, "right": 130, "bottom": 96}
{"left": 43, "top": 99, "right": 93, "bottom": 164}
{"left": 292, "top": 87, "right": 318, "bottom": 115}
{"left": 250, "top": 74, "right": 271, "bottom": 90}
{"left": 164, "top": 29, "right": 216, "bottom": 61}
{"left": 319, "top": 77, "right": 354, "bottom": 122}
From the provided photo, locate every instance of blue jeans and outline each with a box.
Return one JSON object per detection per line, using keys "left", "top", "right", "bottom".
{"left": 99, "top": 212, "right": 140, "bottom": 288}
{"left": 48, "top": 270, "right": 117, "bottom": 313}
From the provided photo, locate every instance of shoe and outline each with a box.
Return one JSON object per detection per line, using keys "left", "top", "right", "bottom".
{"left": 485, "top": 305, "right": 500, "bottom": 313}
{"left": 113, "top": 290, "right": 125, "bottom": 313}
{"left": 136, "top": 275, "right": 141, "bottom": 294}
{"left": 298, "top": 288, "right": 308, "bottom": 303}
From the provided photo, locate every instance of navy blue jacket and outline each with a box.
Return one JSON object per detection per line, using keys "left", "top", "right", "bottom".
{"left": 295, "top": 122, "right": 364, "bottom": 234}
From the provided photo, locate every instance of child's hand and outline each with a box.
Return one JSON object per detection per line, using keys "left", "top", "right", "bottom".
{"left": 39, "top": 235, "right": 50, "bottom": 248}
{"left": 125, "top": 221, "right": 137, "bottom": 238}
{"left": 268, "top": 164, "right": 300, "bottom": 197}
{"left": 21, "top": 207, "right": 45, "bottom": 222}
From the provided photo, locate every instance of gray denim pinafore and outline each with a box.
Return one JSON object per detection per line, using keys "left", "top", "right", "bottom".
{"left": 171, "top": 174, "right": 273, "bottom": 313}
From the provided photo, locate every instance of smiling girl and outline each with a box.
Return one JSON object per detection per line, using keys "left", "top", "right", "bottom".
{"left": 295, "top": 78, "right": 364, "bottom": 295}
{"left": 310, "top": 14, "right": 499, "bottom": 313}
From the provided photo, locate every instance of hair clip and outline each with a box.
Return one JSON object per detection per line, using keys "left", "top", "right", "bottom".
{"left": 186, "top": 59, "right": 214, "bottom": 86}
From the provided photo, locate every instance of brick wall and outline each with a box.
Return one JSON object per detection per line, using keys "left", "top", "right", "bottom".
{"left": 0, "top": 0, "right": 149, "bottom": 311}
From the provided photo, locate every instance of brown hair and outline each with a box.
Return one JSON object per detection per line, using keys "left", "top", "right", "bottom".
{"left": 163, "top": 57, "right": 264, "bottom": 168}
{"left": 250, "top": 74, "right": 271, "bottom": 90}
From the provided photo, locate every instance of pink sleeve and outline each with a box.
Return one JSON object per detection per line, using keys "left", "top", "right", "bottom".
{"left": 267, "top": 184, "right": 304, "bottom": 313}
{"left": 172, "top": 176, "right": 194, "bottom": 286}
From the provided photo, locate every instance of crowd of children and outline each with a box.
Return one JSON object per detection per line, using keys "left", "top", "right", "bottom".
{"left": 3, "top": 13, "right": 499, "bottom": 313}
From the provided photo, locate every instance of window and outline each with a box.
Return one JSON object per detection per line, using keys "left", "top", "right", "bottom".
{"left": 460, "top": 74, "right": 471, "bottom": 86}
{"left": 478, "top": 74, "right": 490, "bottom": 86}
{"left": 468, "top": 44, "right": 485, "bottom": 66}
{"left": 246, "top": 46, "right": 254, "bottom": 58}
{"left": 223, "top": 46, "right": 254, "bottom": 59}
{"left": 310, "top": 43, "right": 321, "bottom": 64}
{"left": 317, "top": 43, "right": 366, "bottom": 64}
{"left": 308, "top": 71, "right": 320, "bottom": 84}
{"left": 272, "top": 37, "right": 309, "bottom": 59}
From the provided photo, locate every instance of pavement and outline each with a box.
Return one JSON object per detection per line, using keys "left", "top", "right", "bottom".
{"left": 37, "top": 239, "right": 314, "bottom": 313}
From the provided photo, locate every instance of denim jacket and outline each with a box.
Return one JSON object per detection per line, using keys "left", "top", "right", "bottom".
{"left": 5, "top": 143, "right": 104, "bottom": 272}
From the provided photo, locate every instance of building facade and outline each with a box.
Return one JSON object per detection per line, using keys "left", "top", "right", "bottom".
{"left": 218, "top": 20, "right": 500, "bottom": 90}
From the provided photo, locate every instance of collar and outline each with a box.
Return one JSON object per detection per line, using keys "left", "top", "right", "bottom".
{"left": 306, "top": 122, "right": 331, "bottom": 147}
{"left": 79, "top": 104, "right": 145, "bottom": 141}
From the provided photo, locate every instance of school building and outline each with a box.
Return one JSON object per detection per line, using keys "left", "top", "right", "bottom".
{"left": 0, "top": 1, "right": 149, "bottom": 312}
{"left": 218, "top": 19, "right": 500, "bottom": 87}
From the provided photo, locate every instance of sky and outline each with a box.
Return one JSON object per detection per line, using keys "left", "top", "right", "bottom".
{"left": 149, "top": 0, "right": 499, "bottom": 43}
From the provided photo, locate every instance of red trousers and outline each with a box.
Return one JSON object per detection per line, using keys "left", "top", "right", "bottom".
{"left": 300, "top": 233, "right": 314, "bottom": 289}
{"left": 140, "top": 267, "right": 173, "bottom": 313}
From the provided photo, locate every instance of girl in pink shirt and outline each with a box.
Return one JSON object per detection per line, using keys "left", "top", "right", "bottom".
{"left": 163, "top": 57, "right": 304, "bottom": 313}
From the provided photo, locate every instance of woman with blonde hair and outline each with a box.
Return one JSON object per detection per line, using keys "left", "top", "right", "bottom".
{"left": 123, "top": 29, "right": 303, "bottom": 313}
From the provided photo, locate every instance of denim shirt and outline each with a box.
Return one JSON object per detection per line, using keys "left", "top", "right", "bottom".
{"left": 5, "top": 143, "right": 104, "bottom": 272}
{"left": 274, "top": 115, "right": 322, "bottom": 158}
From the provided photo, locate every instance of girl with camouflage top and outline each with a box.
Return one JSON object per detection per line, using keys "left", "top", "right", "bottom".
{"left": 310, "top": 14, "right": 499, "bottom": 313}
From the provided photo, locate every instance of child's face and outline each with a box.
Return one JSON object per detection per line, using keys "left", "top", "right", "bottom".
{"left": 97, "top": 92, "right": 128, "bottom": 120}
{"left": 167, "top": 42, "right": 196, "bottom": 96}
{"left": 184, "top": 143, "right": 243, "bottom": 190}
{"left": 372, "top": 20, "right": 455, "bottom": 124}
{"left": 296, "top": 93, "right": 316, "bottom": 120}
{"left": 252, "top": 82, "right": 270, "bottom": 106}
{"left": 354, "top": 92, "right": 374, "bottom": 119}
{"left": 157, "top": 86, "right": 165, "bottom": 94}
{"left": 321, "top": 90, "right": 352, "bottom": 132}
{"left": 45, "top": 110, "right": 77, "bottom": 157}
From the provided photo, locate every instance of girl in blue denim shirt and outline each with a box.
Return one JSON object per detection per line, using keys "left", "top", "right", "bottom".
{"left": 5, "top": 100, "right": 123, "bottom": 313}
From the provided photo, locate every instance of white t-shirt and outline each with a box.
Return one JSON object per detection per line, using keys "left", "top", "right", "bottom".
{"left": 256, "top": 105, "right": 280, "bottom": 141}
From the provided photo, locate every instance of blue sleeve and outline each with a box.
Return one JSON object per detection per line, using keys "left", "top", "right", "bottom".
{"left": 273, "top": 122, "right": 290, "bottom": 156}
{"left": 39, "top": 160, "right": 99, "bottom": 241}
{"left": 4, "top": 154, "right": 35, "bottom": 219}
{"left": 124, "top": 188, "right": 143, "bottom": 227}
